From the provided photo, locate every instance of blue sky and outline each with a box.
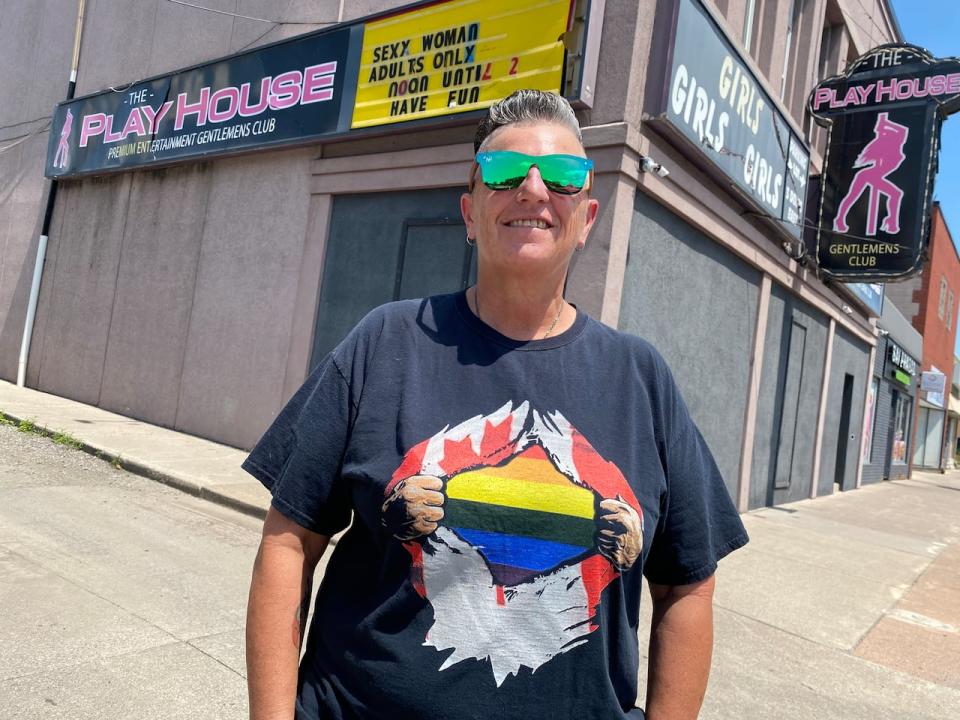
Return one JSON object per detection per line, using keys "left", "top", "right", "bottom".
{"left": 888, "top": 0, "right": 959, "bottom": 237}
{"left": 887, "top": 0, "right": 960, "bottom": 353}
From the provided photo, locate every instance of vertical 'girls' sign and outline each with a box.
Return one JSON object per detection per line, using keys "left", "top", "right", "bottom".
{"left": 662, "top": 0, "right": 809, "bottom": 239}
{"left": 809, "top": 44, "right": 960, "bottom": 281}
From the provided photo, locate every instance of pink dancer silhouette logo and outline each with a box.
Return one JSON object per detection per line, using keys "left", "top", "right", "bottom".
{"left": 53, "top": 109, "right": 74, "bottom": 170}
{"left": 833, "top": 112, "right": 909, "bottom": 237}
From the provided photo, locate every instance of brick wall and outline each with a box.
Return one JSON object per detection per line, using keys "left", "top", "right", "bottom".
{"left": 910, "top": 204, "right": 960, "bottom": 464}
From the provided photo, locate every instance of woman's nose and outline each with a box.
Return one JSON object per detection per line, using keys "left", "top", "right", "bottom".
{"left": 516, "top": 166, "right": 551, "bottom": 201}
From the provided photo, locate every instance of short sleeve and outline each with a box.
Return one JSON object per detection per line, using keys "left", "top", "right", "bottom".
{"left": 643, "top": 361, "right": 749, "bottom": 586}
{"left": 242, "top": 353, "right": 354, "bottom": 536}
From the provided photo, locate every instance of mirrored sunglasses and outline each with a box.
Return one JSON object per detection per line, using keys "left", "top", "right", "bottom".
{"left": 475, "top": 151, "right": 594, "bottom": 195}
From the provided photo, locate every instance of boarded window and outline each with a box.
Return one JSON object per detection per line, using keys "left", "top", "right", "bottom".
{"left": 311, "top": 188, "right": 472, "bottom": 367}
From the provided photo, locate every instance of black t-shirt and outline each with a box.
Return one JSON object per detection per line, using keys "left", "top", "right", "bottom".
{"left": 243, "top": 291, "right": 748, "bottom": 720}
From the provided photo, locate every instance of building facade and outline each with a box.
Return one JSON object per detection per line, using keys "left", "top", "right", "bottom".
{"left": 0, "top": 0, "right": 904, "bottom": 508}
{"left": 948, "top": 358, "right": 960, "bottom": 469}
{"left": 861, "top": 299, "right": 921, "bottom": 483}
{"left": 885, "top": 203, "right": 960, "bottom": 471}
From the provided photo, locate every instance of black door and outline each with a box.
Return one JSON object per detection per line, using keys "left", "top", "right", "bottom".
{"left": 883, "top": 390, "right": 897, "bottom": 479}
{"left": 834, "top": 373, "right": 855, "bottom": 490}
{"left": 310, "top": 188, "right": 475, "bottom": 368}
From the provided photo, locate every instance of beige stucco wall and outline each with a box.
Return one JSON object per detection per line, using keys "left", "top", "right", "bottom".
{"left": 0, "top": 0, "right": 75, "bottom": 381}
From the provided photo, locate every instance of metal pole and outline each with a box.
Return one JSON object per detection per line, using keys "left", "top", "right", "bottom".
{"left": 17, "top": 0, "right": 86, "bottom": 387}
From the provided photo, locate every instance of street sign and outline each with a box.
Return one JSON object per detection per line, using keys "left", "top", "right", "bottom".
{"left": 921, "top": 370, "right": 946, "bottom": 394}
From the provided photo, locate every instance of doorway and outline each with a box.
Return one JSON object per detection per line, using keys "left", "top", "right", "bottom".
{"left": 914, "top": 406, "right": 945, "bottom": 469}
{"left": 310, "top": 188, "right": 474, "bottom": 367}
{"left": 773, "top": 320, "right": 808, "bottom": 493}
{"left": 833, "top": 373, "right": 855, "bottom": 490}
{"left": 884, "top": 389, "right": 911, "bottom": 479}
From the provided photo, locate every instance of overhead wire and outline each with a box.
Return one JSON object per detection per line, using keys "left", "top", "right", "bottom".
{"left": 164, "top": 0, "right": 338, "bottom": 26}
{"left": 0, "top": 116, "right": 55, "bottom": 133}
{"left": 163, "top": 0, "right": 341, "bottom": 52}
{"left": 854, "top": 0, "right": 892, "bottom": 47}
{"left": 0, "top": 122, "right": 52, "bottom": 155}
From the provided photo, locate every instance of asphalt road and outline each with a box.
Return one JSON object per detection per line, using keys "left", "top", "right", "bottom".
{"left": 0, "top": 423, "right": 261, "bottom": 720}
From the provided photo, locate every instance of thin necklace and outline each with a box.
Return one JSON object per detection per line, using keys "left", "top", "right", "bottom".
{"left": 473, "top": 287, "right": 565, "bottom": 339}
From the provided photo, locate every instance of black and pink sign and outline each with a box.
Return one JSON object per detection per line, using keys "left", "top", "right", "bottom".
{"left": 809, "top": 44, "right": 960, "bottom": 281}
{"left": 45, "top": 26, "right": 356, "bottom": 177}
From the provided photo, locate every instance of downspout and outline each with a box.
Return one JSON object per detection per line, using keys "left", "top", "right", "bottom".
{"left": 17, "top": 0, "right": 86, "bottom": 387}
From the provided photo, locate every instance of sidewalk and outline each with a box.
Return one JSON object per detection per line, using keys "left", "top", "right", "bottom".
{"left": 690, "top": 471, "right": 960, "bottom": 719}
{"left": 2, "top": 379, "right": 959, "bottom": 718}
{"left": 0, "top": 380, "right": 269, "bottom": 518}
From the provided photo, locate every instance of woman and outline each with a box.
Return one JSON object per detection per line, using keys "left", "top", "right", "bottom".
{"left": 244, "top": 90, "right": 748, "bottom": 720}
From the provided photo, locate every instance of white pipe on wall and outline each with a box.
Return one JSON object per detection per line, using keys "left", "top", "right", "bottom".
{"left": 16, "top": 235, "right": 49, "bottom": 386}
{"left": 17, "top": 0, "right": 85, "bottom": 387}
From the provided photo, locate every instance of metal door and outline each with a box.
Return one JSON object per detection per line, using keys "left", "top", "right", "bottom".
{"left": 834, "top": 373, "right": 855, "bottom": 490}
{"left": 311, "top": 188, "right": 474, "bottom": 368}
{"left": 773, "top": 320, "right": 807, "bottom": 494}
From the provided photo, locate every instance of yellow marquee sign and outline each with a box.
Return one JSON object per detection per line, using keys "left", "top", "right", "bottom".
{"left": 352, "top": 0, "right": 573, "bottom": 128}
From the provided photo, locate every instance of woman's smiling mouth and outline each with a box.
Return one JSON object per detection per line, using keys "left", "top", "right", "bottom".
{"left": 505, "top": 218, "right": 552, "bottom": 229}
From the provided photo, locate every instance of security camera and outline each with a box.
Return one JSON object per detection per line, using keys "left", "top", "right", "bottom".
{"left": 640, "top": 156, "right": 669, "bottom": 178}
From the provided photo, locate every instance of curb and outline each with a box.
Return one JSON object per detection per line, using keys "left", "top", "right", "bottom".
{"left": 0, "top": 408, "right": 267, "bottom": 521}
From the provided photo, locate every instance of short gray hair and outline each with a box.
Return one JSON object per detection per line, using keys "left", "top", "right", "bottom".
{"left": 473, "top": 90, "right": 582, "bottom": 153}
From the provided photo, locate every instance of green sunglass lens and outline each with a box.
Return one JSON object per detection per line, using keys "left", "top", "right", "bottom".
{"left": 486, "top": 175, "right": 528, "bottom": 190}
{"left": 478, "top": 153, "right": 528, "bottom": 186}
{"left": 477, "top": 152, "right": 590, "bottom": 193}
{"left": 540, "top": 159, "right": 587, "bottom": 185}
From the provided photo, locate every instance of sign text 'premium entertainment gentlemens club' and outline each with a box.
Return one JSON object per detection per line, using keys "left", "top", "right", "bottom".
{"left": 663, "top": 0, "right": 810, "bottom": 239}
{"left": 46, "top": 27, "right": 352, "bottom": 177}
{"left": 809, "top": 44, "right": 960, "bottom": 281}
{"left": 46, "top": 0, "right": 580, "bottom": 178}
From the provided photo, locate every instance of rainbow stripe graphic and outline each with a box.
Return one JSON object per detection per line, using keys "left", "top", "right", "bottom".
{"left": 445, "top": 445, "right": 597, "bottom": 586}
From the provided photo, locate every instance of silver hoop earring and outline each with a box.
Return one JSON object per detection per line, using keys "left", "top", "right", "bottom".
{"left": 466, "top": 235, "right": 476, "bottom": 247}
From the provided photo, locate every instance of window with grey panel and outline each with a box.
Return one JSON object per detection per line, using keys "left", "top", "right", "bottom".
{"left": 774, "top": 320, "right": 807, "bottom": 490}
{"left": 311, "top": 188, "right": 473, "bottom": 368}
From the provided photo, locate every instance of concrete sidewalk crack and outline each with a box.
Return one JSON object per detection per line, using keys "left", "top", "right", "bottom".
{"left": 712, "top": 603, "right": 858, "bottom": 652}
{"left": 184, "top": 639, "right": 245, "bottom": 679}
{"left": 2, "top": 544, "right": 193, "bottom": 646}
{"left": 0, "top": 639, "right": 183, "bottom": 683}
{"left": 734, "top": 541, "right": 933, "bottom": 586}
{"left": 747, "top": 512, "right": 946, "bottom": 560}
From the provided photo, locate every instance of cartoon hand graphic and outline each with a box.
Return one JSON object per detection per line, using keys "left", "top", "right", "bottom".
{"left": 595, "top": 497, "right": 642, "bottom": 570}
{"left": 381, "top": 475, "right": 446, "bottom": 541}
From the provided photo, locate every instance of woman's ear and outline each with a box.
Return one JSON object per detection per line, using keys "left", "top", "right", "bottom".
{"left": 460, "top": 192, "right": 476, "bottom": 240}
{"left": 581, "top": 197, "right": 600, "bottom": 240}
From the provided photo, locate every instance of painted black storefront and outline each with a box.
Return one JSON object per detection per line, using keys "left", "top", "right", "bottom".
{"left": 862, "top": 336, "right": 918, "bottom": 483}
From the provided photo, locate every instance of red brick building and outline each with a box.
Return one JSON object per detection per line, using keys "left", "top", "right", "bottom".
{"left": 886, "top": 203, "right": 960, "bottom": 470}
